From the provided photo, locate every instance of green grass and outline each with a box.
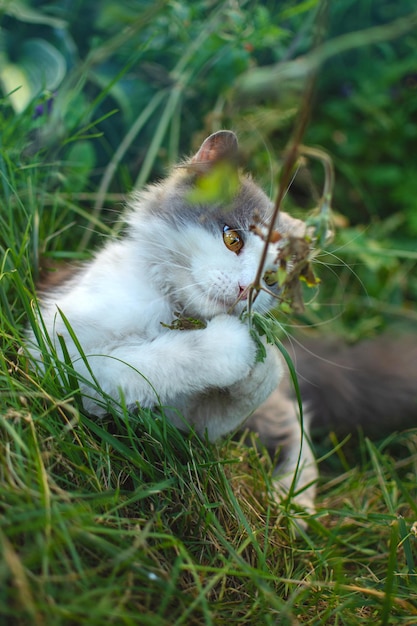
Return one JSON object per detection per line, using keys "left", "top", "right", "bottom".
{"left": 1, "top": 372, "right": 417, "bottom": 624}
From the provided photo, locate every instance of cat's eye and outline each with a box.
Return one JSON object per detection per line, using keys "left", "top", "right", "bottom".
{"left": 223, "top": 225, "right": 244, "bottom": 254}
{"left": 264, "top": 270, "right": 278, "bottom": 287}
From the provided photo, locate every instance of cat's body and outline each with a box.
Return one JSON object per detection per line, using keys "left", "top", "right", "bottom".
{"left": 30, "top": 132, "right": 302, "bottom": 434}
{"left": 27, "top": 131, "right": 417, "bottom": 517}
{"left": 287, "top": 335, "right": 417, "bottom": 437}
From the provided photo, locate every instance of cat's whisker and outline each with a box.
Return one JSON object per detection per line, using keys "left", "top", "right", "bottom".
{"left": 324, "top": 227, "right": 370, "bottom": 256}
{"left": 134, "top": 254, "right": 190, "bottom": 274}
{"left": 135, "top": 238, "right": 193, "bottom": 262}
{"left": 282, "top": 333, "right": 355, "bottom": 380}
{"left": 135, "top": 251, "right": 189, "bottom": 269}
{"left": 279, "top": 307, "right": 346, "bottom": 334}
{"left": 173, "top": 283, "right": 203, "bottom": 295}
{"left": 314, "top": 251, "right": 370, "bottom": 299}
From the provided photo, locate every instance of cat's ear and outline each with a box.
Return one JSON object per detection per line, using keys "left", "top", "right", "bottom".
{"left": 191, "top": 131, "right": 238, "bottom": 167}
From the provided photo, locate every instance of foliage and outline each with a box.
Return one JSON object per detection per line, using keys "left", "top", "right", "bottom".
{"left": 0, "top": 0, "right": 299, "bottom": 196}
{"left": 1, "top": 0, "right": 417, "bottom": 623}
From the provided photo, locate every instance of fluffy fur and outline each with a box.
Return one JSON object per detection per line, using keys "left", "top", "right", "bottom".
{"left": 27, "top": 131, "right": 316, "bottom": 512}
{"left": 27, "top": 130, "right": 417, "bottom": 518}
{"left": 288, "top": 335, "right": 417, "bottom": 437}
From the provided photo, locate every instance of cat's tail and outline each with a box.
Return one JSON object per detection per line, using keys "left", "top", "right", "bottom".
{"left": 285, "top": 334, "right": 417, "bottom": 437}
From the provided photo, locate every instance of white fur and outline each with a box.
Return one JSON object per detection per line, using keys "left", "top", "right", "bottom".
{"left": 27, "top": 139, "right": 317, "bottom": 513}
{"left": 28, "top": 208, "right": 285, "bottom": 439}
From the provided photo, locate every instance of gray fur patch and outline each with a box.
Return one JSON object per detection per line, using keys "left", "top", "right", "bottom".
{"left": 127, "top": 168, "right": 273, "bottom": 235}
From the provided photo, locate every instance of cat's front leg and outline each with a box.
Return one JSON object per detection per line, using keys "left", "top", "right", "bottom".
{"left": 172, "top": 342, "right": 283, "bottom": 440}
{"left": 58, "top": 313, "right": 259, "bottom": 417}
{"left": 245, "top": 384, "right": 317, "bottom": 516}
{"left": 227, "top": 342, "right": 284, "bottom": 422}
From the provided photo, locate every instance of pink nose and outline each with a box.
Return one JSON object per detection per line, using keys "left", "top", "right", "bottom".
{"left": 238, "top": 285, "right": 249, "bottom": 300}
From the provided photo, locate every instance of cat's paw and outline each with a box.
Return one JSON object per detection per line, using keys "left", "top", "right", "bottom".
{"left": 272, "top": 457, "right": 317, "bottom": 533}
{"left": 203, "top": 314, "right": 257, "bottom": 386}
{"left": 249, "top": 343, "right": 282, "bottom": 394}
{"left": 273, "top": 476, "right": 316, "bottom": 516}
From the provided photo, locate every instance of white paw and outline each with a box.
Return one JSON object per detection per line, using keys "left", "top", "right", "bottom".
{"left": 203, "top": 315, "right": 257, "bottom": 386}
{"left": 273, "top": 466, "right": 317, "bottom": 518}
{"left": 251, "top": 343, "right": 283, "bottom": 393}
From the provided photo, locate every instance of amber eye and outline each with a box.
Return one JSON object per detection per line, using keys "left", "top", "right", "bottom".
{"left": 223, "top": 225, "right": 244, "bottom": 254}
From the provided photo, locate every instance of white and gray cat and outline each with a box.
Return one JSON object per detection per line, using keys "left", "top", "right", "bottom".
{"left": 27, "top": 130, "right": 317, "bottom": 513}
{"left": 27, "top": 130, "right": 417, "bottom": 517}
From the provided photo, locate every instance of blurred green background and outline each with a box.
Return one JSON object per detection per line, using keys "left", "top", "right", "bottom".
{"left": 1, "top": 0, "right": 416, "bottom": 338}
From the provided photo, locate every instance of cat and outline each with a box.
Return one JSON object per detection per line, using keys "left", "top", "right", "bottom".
{"left": 27, "top": 130, "right": 417, "bottom": 519}
{"left": 27, "top": 130, "right": 318, "bottom": 515}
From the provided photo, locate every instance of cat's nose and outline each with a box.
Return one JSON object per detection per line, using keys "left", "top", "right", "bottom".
{"left": 238, "top": 285, "right": 249, "bottom": 300}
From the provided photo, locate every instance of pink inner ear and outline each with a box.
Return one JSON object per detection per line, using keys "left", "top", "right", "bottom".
{"left": 192, "top": 130, "right": 238, "bottom": 164}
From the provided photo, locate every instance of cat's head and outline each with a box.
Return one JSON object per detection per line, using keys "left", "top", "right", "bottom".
{"left": 128, "top": 131, "right": 306, "bottom": 320}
